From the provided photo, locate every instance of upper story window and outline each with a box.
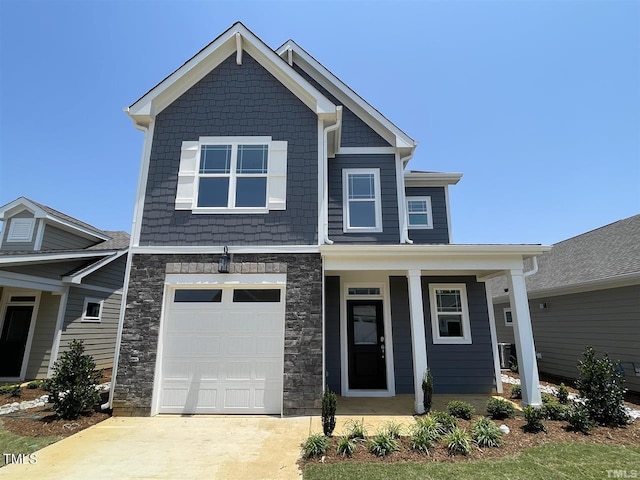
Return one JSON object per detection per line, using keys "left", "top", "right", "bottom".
{"left": 7, "top": 217, "right": 35, "bottom": 242}
{"left": 406, "top": 196, "right": 433, "bottom": 229}
{"left": 428, "top": 284, "right": 472, "bottom": 344}
{"left": 342, "top": 168, "right": 382, "bottom": 233}
{"left": 175, "top": 136, "right": 287, "bottom": 214}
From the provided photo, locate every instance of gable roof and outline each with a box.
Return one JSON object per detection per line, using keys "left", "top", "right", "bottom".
{"left": 127, "top": 22, "right": 337, "bottom": 128}
{"left": 276, "top": 39, "right": 417, "bottom": 154}
{"left": 489, "top": 214, "right": 640, "bottom": 300}
{"left": 0, "top": 197, "right": 110, "bottom": 242}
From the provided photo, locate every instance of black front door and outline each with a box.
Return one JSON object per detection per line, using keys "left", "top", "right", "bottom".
{"left": 0, "top": 305, "right": 34, "bottom": 377}
{"left": 347, "top": 300, "right": 386, "bottom": 389}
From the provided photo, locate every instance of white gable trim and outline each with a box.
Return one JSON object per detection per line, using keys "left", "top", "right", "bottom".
{"left": 61, "top": 250, "right": 128, "bottom": 284}
{"left": 277, "top": 41, "right": 417, "bottom": 152}
{"left": 127, "top": 23, "right": 336, "bottom": 128}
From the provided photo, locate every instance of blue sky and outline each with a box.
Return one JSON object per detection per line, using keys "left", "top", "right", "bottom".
{"left": 0, "top": 0, "right": 638, "bottom": 245}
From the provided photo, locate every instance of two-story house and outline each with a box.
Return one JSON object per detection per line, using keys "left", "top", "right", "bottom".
{"left": 111, "top": 23, "right": 548, "bottom": 417}
{"left": 0, "top": 197, "right": 128, "bottom": 383}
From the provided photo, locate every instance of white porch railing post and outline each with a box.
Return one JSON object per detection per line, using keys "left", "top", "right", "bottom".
{"left": 407, "top": 269, "right": 428, "bottom": 414}
{"left": 506, "top": 269, "right": 542, "bottom": 406}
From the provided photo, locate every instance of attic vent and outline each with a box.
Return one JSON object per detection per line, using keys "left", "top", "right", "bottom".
{"left": 7, "top": 217, "right": 35, "bottom": 242}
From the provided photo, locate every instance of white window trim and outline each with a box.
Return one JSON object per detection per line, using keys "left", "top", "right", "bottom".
{"left": 342, "top": 168, "right": 383, "bottom": 233}
{"left": 81, "top": 297, "right": 103, "bottom": 323}
{"left": 428, "top": 283, "right": 472, "bottom": 345}
{"left": 7, "top": 218, "right": 36, "bottom": 242}
{"left": 406, "top": 196, "right": 433, "bottom": 229}
{"left": 504, "top": 307, "right": 513, "bottom": 327}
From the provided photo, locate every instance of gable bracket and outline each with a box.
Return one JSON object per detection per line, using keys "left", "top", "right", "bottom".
{"left": 236, "top": 33, "right": 243, "bottom": 65}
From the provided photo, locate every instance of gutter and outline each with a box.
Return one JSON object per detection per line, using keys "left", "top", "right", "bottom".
{"left": 321, "top": 106, "right": 342, "bottom": 245}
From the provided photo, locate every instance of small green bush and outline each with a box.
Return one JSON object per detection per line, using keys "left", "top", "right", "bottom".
{"left": 556, "top": 383, "right": 569, "bottom": 404}
{"left": 321, "top": 387, "right": 337, "bottom": 437}
{"left": 523, "top": 406, "right": 547, "bottom": 433}
{"left": 47, "top": 339, "right": 102, "bottom": 419}
{"left": 422, "top": 369, "right": 433, "bottom": 412}
{"left": 429, "top": 411, "right": 459, "bottom": 435}
{"left": 344, "top": 418, "right": 367, "bottom": 440}
{"left": 486, "top": 397, "right": 516, "bottom": 419}
{"left": 541, "top": 392, "right": 556, "bottom": 405}
{"left": 409, "top": 421, "right": 439, "bottom": 454}
{"left": 369, "top": 430, "right": 399, "bottom": 457}
{"left": 444, "top": 427, "right": 471, "bottom": 456}
{"left": 447, "top": 400, "right": 475, "bottom": 420}
{"left": 567, "top": 404, "right": 595, "bottom": 434}
{"left": 383, "top": 420, "right": 403, "bottom": 439}
{"left": 544, "top": 401, "right": 569, "bottom": 421}
{"left": 414, "top": 416, "right": 441, "bottom": 438}
{"left": 576, "top": 347, "right": 630, "bottom": 426}
{"left": 471, "top": 417, "right": 503, "bottom": 448}
{"left": 26, "top": 380, "right": 44, "bottom": 390}
{"left": 0, "top": 385, "right": 21, "bottom": 397}
{"left": 302, "top": 433, "right": 329, "bottom": 459}
{"left": 509, "top": 358, "right": 518, "bottom": 373}
{"left": 510, "top": 384, "right": 522, "bottom": 399}
{"left": 336, "top": 436, "right": 356, "bottom": 457}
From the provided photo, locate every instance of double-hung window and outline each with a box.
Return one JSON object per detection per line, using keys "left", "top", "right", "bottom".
{"left": 428, "top": 284, "right": 472, "bottom": 344}
{"left": 175, "top": 136, "right": 287, "bottom": 213}
{"left": 342, "top": 168, "right": 382, "bottom": 232}
{"left": 406, "top": 196, "right": 433, "bottom": 229}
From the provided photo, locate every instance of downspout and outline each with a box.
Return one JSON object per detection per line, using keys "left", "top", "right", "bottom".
{"left": 399, "top": 151, "right": 415, "bottom": 244}
{"left": 322, "top": 106, "right": 342, "bottom": 244}
{"left": 523, "top": 256, "right": 539, "bottom": 277}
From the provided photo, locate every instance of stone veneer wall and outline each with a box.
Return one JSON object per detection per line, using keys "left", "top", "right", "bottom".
{"left": 112, "top": 253, "right": 323, "bottom": 416}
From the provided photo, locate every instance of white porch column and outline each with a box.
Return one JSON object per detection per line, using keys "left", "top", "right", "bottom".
{"left": 506, "top": 269, "right": 542, "bottom": 406}
{"left": 407, "top": 269, "right": 428, "bottom": 414}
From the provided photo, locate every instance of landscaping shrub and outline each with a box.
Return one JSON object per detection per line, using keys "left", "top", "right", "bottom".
{"left": 523, "top": 406, "right": 547, "bottom": 433}
{"left": 471, "top": 417, "right": 503, "bottom": 448}
{"left": 47, "top": 339, "right": 102, "bottom": 419}
{"left": 414, "top": 416, "right": 441, "bottom": 438}
{"left": 541, "top": 392, "right": 556, "bottom": 405}
{"left": 383, "top": 420, "right": 403, "bottom": 439}
{"left": 544, "top": 401, "right": 569, "bottom": 421}
{"left": 302, "top": 433, "right": 329, "bottom": 459}
{"left": 444, "top": 427, "right": 471, "bottom": 456}
{"left": 576, "top": 347, "right": 630, "bottom": 426}
{"left": 369, "top": 430, "right": 399, "bottom": 457}
{"left": 409, "top": 421, "right": 439, "bottom": 453}
{"left": 447, "top": 400, "right": 475, "bottom": 420}
{"left": 0, "top": 384, "right": 21, "bottom": 397}
{"left": 336, "top": 436, "right": 356, "bottom": 457}
{"left": 510, "top": 384, "right": 522, "bottom": 399}
{"left": 26, "top": 380, "right": 44, "bottom": 390}
{"left": 567, "top": 404, "right": 596, "bottom": 434}
{"left": 422, "top": 369, "right": 433, "bottom": 412}
{"left": 486, "top": 397, "right": 516, "bottom": 419}
{"left": 429, "top": 411, "right": 459, "bottom": 435}
{"left": 344, "top": 418, "right": 367, "bottom": 440}
{"left": 321, "top": 387, "right": 337, "bottom": 437}
{"left": 556, "top": 383, "right": 569, "bottom": 404}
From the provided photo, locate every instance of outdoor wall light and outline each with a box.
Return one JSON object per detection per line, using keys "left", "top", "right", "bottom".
{"left": 219, "top": 245, "right": 230, "bottom": 273}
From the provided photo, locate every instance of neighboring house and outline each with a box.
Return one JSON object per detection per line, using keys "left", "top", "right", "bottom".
{"left": 0, "top": 197, "right": 129, "bottom": 383}
{"left": 490, "top": 215, "right": 640, "bottom": 392}
{"left": 111, "top": 22, "right": 549, "bottom": 417}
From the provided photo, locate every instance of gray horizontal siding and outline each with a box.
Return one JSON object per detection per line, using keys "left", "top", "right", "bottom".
{"left": 389, "top": 276, "right": 415, "bottom": 394}
{"left": 58, "top": 287, "right": 121, "bottom": 370}
{"left": 292, "top": 65, "right": 390, "bottom": 148}
{"left": 405, "top": 186, "right": 449, "bottom": 244}
{"left": 325, "top": 276, "right": 341, "bottom": 394}
{"left": 139, "top": 53, "right": 318, "bottom": 246}
{"left": 81, "top": 254, "right": 126, "bottom": 291}
{"left": 495, "top": 285, "right": 640, "bottom": 392}
{"left": 25, "top": 292, "right": 60, "bottom": 379}
{"left": 422, "top": 276, "right": 495, "bottom": 394}
{"left": 1, "top": 211, "right": 39, "bottom": 251}
{"left": 40, "top": 224, "right": 96, "bottom": 250}
{"left": 328, "top": 154, "right": 400, "bottom": 243}
{"left": 2, "top": 260, "right": 93, "bottom": 280}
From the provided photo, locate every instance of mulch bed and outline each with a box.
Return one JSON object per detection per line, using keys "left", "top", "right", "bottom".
{"left": 301, "top": 416, "right": 640, "bottom": 466}
{"left": 1, "top": 405, "right": 110, "bottom": 438}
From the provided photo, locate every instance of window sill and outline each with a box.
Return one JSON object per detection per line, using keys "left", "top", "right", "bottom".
{"left": 343, "top": 227, "right": 383, "bottom": 234}
{"left": 433, "top": 337, "right": 472, "bottom": 345}
{"left": 408, "top": 225, "right": 434, "bottom": 230}
{"left": 191, "top": 207, "right": 270, "bottom": 215}
{"left": 81, "top": 318, "right": 101, "bottom": 323}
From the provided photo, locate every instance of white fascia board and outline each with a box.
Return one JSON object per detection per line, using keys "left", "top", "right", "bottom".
{"left": 404, "top": 172, "right": 463, "bottom": 187}
{"left": 0, "top": 250, "right": 115, "bottom": 266}
{"left": 0, "top": 270, "right": 66, "bottom": 292}
{"left": 321, "top": 244, "right": 551, "bottom": 256}
{"left": 61, "top": 250, "right": 127, "bottom": 284}
{"left": 131, "top": 245, "right": 321, "bottom": 254}
{"left": 127, "top": 24, "right": 336, "bottom": 127}
{"left": 277, "top": 41, "right": 417, "bottom": 150}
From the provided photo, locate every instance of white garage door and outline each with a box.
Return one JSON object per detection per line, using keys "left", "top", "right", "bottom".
{"left": 157, "top": 279, "right": 285, "bottom": 414}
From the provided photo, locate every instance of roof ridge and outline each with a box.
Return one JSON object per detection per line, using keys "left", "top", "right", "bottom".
{"left": 553, "top": 214, "right": 640, "bottom": 246}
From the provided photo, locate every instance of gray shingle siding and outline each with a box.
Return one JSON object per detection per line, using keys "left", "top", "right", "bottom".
{"left": 405, "top": 186, "right": 450, "bottom": 244}
{"left": 324, "top": 276, "right": 341, "bottom": 394}
{"left": 139, "top": 53, "right": 318, "bottom": 246}
{"left": 328, "top": 154, "right": 400, "bottom": 243}
{"left": 293, "top": 65, "right": 390, "bottom": 148}
{"left": 422, "top": 276, "right": 495, "bottom": 394}
{"left": 389, "top": 276, "right": 415, "bottom": 394}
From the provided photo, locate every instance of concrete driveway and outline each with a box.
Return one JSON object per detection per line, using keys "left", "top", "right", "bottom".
{"left": 0, "top": 416, "right": 314, "bottom": 480}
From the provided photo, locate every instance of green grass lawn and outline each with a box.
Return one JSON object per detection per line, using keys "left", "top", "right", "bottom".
{"left": 304, "top": 443, "right": 640, "bottom": 480}
{"left": 0, "top": 420, "right": 61, "bottom": 468}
